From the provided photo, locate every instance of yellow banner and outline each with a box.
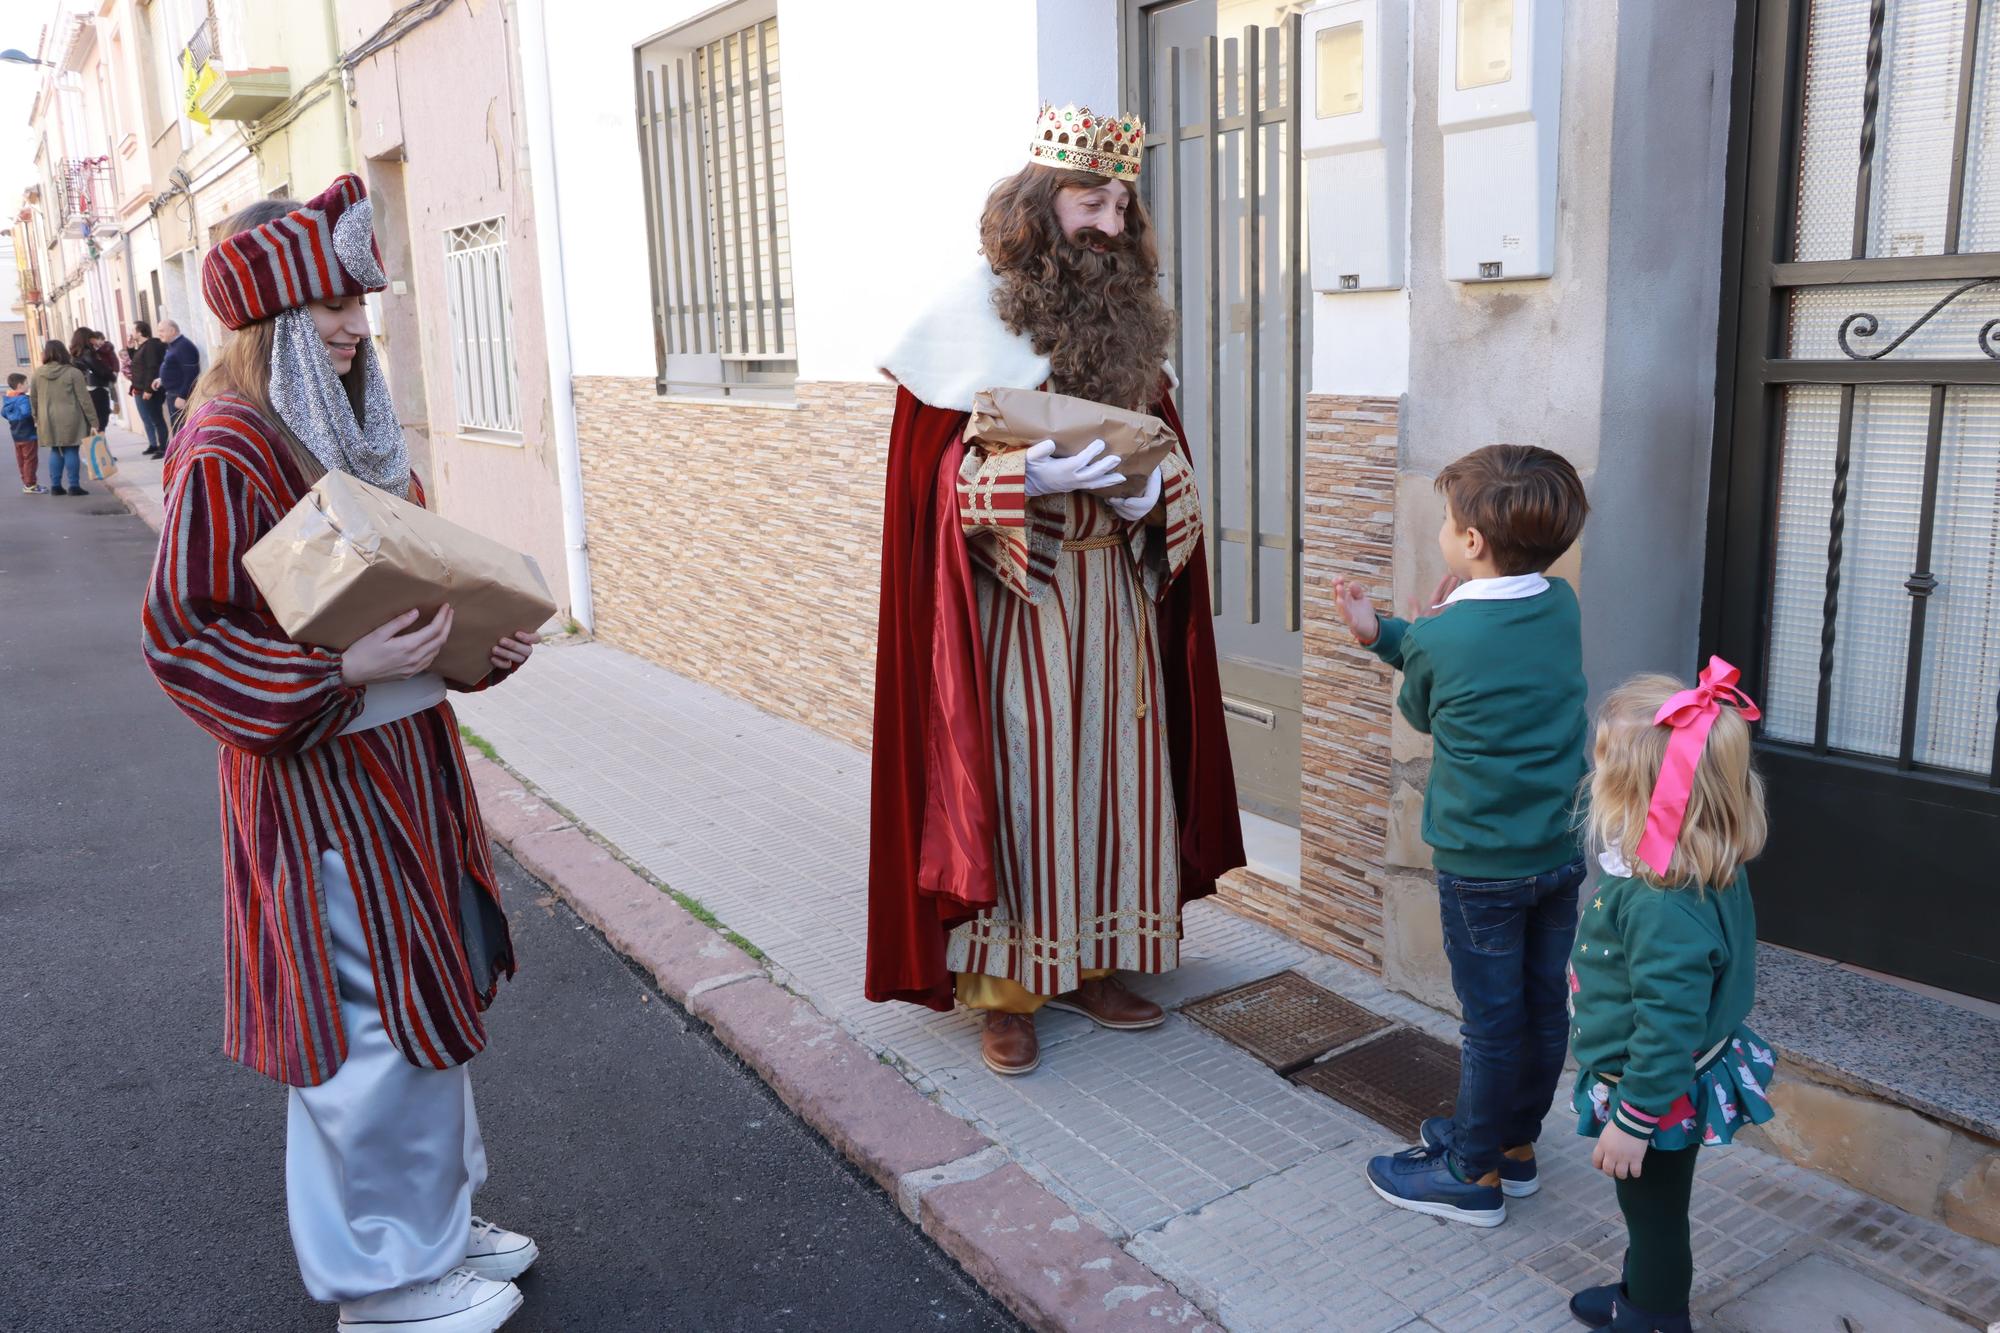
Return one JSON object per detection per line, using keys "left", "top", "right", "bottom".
{"left": 181, "top": 49, "right": 216, "bottom": 128}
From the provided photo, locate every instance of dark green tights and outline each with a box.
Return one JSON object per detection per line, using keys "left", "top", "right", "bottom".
{"left": 1615, "top": 1143, "right": 1701, "bottom": 1313}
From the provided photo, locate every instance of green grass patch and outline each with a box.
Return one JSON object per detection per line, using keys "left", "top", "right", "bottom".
{"left": 458, "top": 725, "right": 499, "bottom": 761}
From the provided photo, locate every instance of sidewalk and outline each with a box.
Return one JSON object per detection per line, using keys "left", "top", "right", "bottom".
{"left": 103, "top": 460, "right": 2000, "bottom": 1331}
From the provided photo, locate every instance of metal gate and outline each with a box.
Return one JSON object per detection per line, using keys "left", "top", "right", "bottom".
{"left": 1709, "top": 0, "right": 1999, "bottom": 1000}
{"left": 1128, "top": 0, "right": 1309, "bottom": 826}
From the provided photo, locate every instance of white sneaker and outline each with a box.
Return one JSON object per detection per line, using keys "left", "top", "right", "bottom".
{"left": 336, "top": 1267, "right": 522, "bottom": 1331}
{"left": 462, "top": 1216, "right": 540, "bottom": 1282}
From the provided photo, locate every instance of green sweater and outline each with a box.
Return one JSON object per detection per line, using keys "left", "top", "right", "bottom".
{"left": 1366, "top": 579, "right": 1587, "bottom": 877}
{"left": 1569, "top": 867, "right": 1760, "bottom": 1140}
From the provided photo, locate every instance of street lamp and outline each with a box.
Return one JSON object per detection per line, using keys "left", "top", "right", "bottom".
{"left": 1, "top": 49, "right": 54, "bottom": 68}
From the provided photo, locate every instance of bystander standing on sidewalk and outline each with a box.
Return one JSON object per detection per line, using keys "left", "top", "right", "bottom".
{"left": 155, "top": 318, "right": 201, "bottom": 442}
{"left": 6, "top": 372, "right": 44, "bottom": 493}
{"left": 129, "top": 321, "right": 169, "bottom": 458}
{"left": 31, "top": 341, "right": 95, "bottom": 497}
{"left": 72, "top": 328, "right": 117, "bottom": 433}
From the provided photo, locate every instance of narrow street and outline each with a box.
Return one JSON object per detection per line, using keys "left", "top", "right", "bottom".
{"left": 0, "top": 489, "right": 1018, "bottom": 1332}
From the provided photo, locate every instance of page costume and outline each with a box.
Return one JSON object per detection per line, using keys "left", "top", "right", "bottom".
{"left": 143, "top": 175, "right": 521, "bottom": 1306}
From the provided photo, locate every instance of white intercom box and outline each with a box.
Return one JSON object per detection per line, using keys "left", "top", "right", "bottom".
{"left": 1437, "top": 0, "right": 1563, "bottom": 281}
{"left": 1301, "top": 0, "right": 1407, "bottom": 292}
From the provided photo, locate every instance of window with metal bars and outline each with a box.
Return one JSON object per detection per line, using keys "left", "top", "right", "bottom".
{"left": 443, "top": 218, "right": 521, "bottom": 437}
{"left": 636, "top": 11, "right": 796, "bottom": 400}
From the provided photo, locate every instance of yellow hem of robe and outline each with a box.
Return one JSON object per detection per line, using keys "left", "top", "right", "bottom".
{"left": 956, "top": 968, "right": 1114, "bottom": 1015}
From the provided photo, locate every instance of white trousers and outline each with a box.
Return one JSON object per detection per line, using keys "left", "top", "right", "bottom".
{"left": 286, "top": 849, "right": 486, "bottom": 1303}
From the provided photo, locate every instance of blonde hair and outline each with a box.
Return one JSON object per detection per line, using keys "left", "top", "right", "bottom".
{"left": 1586, "top": 673, "right": 1768, "bottom": 890}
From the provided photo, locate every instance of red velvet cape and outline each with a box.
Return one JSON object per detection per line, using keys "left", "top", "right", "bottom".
{"left": 864, "top": 382, "right": 1246, "bottom": 1010}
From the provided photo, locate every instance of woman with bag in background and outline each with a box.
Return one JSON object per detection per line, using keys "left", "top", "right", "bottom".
{"left": 141, "top": 175, "right": 543, "bottom": 1333}
{"left": 30, "top": 340, "right": 94, "bottom": 496}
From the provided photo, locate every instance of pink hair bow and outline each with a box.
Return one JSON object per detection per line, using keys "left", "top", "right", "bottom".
{"left": 1635, "top": 657, "right": 1760, "bottom": 877}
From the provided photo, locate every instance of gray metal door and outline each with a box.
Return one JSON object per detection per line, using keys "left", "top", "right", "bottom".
{"left": 1128, "top": 0, "right": 1309, "bottom": 826}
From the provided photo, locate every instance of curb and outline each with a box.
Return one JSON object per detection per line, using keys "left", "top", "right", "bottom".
{"left": 466, "top": 755, "right": 1219, "bottom": 1333}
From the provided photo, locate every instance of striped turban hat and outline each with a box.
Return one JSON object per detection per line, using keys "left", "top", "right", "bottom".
{"left": 202, "top": 173, "right": 388, "bottom": 330}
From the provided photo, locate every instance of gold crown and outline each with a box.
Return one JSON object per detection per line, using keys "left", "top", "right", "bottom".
{"left": 1028, "top": 104, "right": 1145, "bottom": 180}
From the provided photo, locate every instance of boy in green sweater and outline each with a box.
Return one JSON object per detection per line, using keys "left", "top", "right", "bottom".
{"left": 1334, "top": 443, "right": 1590, "bottom": 1227}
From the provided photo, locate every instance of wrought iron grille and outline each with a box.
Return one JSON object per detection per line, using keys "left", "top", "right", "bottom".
{"left": 1750, "top": 0, "right": 2000, "bottom": 783}
{"left": 635, "top": 17, "right": 795, "bottom": 394}
{"left": 1137, "top": 17, "right": 1306, "bottom": 631}
{"left": 444, "top": 218, "right": 521, "bottom": 436}
{"left": 56, "top": 158, "right": 115, "bottom": 239}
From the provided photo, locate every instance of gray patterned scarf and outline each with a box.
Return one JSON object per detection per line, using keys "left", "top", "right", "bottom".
{"left": 269, "top": 305, "right": 409, "bottom": 497}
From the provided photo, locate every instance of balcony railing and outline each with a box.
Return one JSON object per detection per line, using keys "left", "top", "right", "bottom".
{"left": 57, "top": 158, "right": 119, "bottom": 240}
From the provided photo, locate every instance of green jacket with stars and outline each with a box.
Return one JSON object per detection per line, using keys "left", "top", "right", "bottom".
{"left": 1568, "top": 867, "right": 1759, "bottom": 1141}
{"left": 1362, "top": 579, "right": 1587, "bottom": 878}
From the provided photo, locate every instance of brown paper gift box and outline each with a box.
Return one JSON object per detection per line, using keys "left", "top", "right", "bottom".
{"left": 243, "top": 470, "right": 557, "bottom": 688}
{"left": 964, "top": 386, "right": 1178, "bottom": 500}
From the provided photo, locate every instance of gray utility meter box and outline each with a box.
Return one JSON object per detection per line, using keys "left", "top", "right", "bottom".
{"left": 1301, "top": 0, "right": 1407, "bottom": 293}
{"left": 1437, "top": 0, "right": 1564, "bottom": 282}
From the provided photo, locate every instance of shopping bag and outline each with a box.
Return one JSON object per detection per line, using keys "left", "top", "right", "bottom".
{"left": 84, "top": 433, "right": 118, "bottom": 481}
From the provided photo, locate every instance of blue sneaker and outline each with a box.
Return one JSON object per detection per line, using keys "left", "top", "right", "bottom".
{"left": 1419, "top": 1116, "right": 1540, "bottom": 1197}
{"left": 1366, "top": 1143, "right": 1506, "bottom": 1227}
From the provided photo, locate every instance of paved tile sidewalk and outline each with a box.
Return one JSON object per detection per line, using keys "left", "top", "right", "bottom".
{"left": 456, "top": 640, "right": 2000, "bottom": 1331}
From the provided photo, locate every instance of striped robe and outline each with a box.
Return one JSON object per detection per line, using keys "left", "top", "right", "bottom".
{"left": 143, "top": 396, "right": 515, "bottom": 1087}
{"left": 944, "top": 445, "right": 1205, "bottom": 995}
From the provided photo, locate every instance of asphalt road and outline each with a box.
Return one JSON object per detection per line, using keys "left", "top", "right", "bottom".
{"left": 0, "top": 484, "right": 1018, "bottom": 1332}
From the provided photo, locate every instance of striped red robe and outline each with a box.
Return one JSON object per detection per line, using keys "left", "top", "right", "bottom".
{"left": 143, "top": 396, "right": 515, "bottom": 1087}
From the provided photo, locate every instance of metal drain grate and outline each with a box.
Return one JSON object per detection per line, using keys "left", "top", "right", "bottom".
{"left": 1182, "top": 971, "right": 1390, "bottom": 1073}
{"left": 1293, "top": 1027, "right": 1461, "bottom": 1141}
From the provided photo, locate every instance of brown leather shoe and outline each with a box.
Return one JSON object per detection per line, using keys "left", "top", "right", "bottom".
{"left": 981, "top": 1012, "right": 1040, "bottom": 1075}
{"left": 1044, "top": 974, "right": 1165, "bottom": 1030}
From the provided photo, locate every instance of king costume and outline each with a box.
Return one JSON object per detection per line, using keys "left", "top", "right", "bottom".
{"left": 863, "top": 106, "right": 1244, "bottom": 1021}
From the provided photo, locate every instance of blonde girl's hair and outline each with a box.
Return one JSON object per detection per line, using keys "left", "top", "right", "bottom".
{"left": 1586, "top": 673, "right": 1768, "bottom": 890}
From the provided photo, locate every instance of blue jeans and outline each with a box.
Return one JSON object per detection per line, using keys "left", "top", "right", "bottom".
{"left": 48, "top": 445, "right": 80, "bottom": 490}
{"left": 1437, "top": 856, "right": 1586, "bottom": 1175}
{"left": 136, "top": 392, "right": 170, "bottom": 454}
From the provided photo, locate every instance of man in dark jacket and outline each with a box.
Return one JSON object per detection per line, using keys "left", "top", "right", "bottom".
{"left": 130, "top": 321, "right": 170, "bottom": 458}
{"left": 155, "top": 319, "right": 202, "bottom": 441}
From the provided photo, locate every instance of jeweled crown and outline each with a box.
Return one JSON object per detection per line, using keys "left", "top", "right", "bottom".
{"left": 1028, "top": 103, "right": 1145, "bottom": 180}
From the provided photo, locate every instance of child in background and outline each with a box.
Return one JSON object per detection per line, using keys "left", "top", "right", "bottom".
{"left": 1564, "top": 663, "right": 1775, "bottom": 1332}
{"left": 1334, "top": 443, "right": 1590, "bottom": 1227}
{"left": 5, "top": 373, "right": 43, "bottom": 494}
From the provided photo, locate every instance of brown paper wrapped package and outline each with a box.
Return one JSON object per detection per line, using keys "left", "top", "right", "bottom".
{"left": 964, "top": 386, "right": 1178, "bottom": 500}
{"left": 242, "top": 471, "right": 557, "bottom": 687}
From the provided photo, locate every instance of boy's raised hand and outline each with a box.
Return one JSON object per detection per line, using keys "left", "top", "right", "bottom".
{"left": 1332, "top": 577, "right": 1380, "bottom": 645}
{"left": 1408, "top": 573, "right": 1462, "bottom": 620}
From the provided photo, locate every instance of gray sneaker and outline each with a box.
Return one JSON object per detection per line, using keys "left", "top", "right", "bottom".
{"left": 462, "top": 1215, "right": 540, "bottom": 1282}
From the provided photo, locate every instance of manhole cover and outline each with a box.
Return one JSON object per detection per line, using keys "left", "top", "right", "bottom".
{"left": 1294, "top": 1028, "right": 1460, "bottom": 1141}
{"left": 1183, "top": 971, "right": 1390, "bottom": 1073}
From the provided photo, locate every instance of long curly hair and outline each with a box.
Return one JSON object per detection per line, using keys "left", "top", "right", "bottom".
{"left": 979, "top": 164, "right": 1176, "bottom": 411}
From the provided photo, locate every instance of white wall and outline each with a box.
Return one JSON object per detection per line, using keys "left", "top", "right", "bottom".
{"left": 1036, "top": 0, "right": 1119, "bottom": 111}
{"left": 544, "top": 0, "right": 1079, "bottom": 384}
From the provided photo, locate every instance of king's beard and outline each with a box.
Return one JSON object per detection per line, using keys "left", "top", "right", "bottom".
{"left": 992, "top": 228, "right": 1177, "bottom": 412}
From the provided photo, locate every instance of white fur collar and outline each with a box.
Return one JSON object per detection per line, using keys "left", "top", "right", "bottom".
{"left": 878, "top": 264, "right": 1050, "bottom": 413}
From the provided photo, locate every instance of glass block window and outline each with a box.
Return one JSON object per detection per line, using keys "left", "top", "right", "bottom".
{"left": 443, "top": 218, "right": 520, "bottom": 436}
{"left": 1791, "top": 0, "right": 2000, "bottom": 261}
{"left": 1912, "top": 388, "right": 2000, "bottom": 773}
{"left": 1788, "top": 280, "right": 2000, "bottom": 359}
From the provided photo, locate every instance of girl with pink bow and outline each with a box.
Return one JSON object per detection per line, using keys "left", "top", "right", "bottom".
{"left": 1562, "top": 659, "right": 1778, "bottom": 1332}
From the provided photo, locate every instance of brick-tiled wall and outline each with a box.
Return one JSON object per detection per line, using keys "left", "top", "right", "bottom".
{"left": 1215, "top": 397, "right": 1400, "bottom": 971}
{"left": 579, "top": 377, "right": 1402, "bottom": 972}
{"left": 574, "top": 377, "right": 894, "bottom": 748}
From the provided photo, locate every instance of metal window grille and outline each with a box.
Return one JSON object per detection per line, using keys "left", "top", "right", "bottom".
{"left": 636, "top": 16, "right": 796, "bottom": 396}
{"left": 443, "top": 218, "right": 520, "bottom": 435}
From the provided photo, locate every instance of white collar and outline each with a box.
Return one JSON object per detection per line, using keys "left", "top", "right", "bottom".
{"left": 1599, "top": 848, "right": 1634, "bottom": 878}
{"left": 877, "top": 264, "right": 1050, "bottom": 413}
{"left": 1441, "top": 572, "right": 1550, "bottom": 606}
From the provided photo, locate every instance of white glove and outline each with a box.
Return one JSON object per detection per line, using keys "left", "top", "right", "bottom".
{"left": 1022, "top": 439, "right": 1124, "bottom": 497}
{"left": 1105, "top": 466, "right": 1162, "bottom": 523}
